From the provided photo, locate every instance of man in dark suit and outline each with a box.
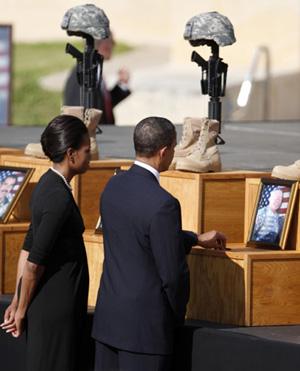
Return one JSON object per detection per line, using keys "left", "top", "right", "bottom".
{"left": 92, "top": 116, "right": 226, "bottom": 370}
{"left": 63, "top": 33, "right": 131, "bottom": 125}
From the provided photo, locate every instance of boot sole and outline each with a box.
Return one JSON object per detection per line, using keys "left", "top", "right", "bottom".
{"left": 271, "top": 169, "right": 300, "bottom": 181}
{"left": 175, "top": 163, "right": 221, "bottom": 173}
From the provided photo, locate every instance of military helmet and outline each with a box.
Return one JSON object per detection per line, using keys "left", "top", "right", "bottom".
{"left": 61, "top": 4, "right": 110, "bottom": 40}
{"left": 184, "top": 11, "right": 236, "bottom": 47}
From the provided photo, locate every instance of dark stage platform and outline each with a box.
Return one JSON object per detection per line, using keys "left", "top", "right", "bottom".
{"left": 1, "top": 295, "right": 300, "bottom": 371}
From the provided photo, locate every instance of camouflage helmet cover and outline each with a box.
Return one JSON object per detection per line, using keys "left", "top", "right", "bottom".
{"left": 184, "top": 11, "right": 236, "bottom": 47}
{"left": 61, "top": 4, "right": 110, "bottom": 40}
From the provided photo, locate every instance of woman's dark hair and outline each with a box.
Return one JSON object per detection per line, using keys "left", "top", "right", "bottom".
{"left": 41, "top": 115, "right": 88, "bottom": 163}
{"left": 133, "top": 116, "right": 176, "bottom": 157}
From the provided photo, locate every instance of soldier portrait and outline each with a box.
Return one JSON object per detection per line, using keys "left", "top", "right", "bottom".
{"left": 0, "top": 167, "right": 33, "bottom": 222}
{"left": 249, "top": 179, "right": 298, "bottom": 249}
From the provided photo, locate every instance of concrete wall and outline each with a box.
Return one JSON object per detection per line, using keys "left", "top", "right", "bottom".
{"left": 1, "top": 0, "right": 300, "bottom": 120}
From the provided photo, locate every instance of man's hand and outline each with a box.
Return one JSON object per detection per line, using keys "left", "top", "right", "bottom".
{"left": 197, "top": 230, "right": 227, "bottom": 250}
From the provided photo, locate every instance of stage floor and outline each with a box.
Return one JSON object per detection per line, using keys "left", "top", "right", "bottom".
{"left": 2, "top": 294, "right": 300, "bottom": 371}
{"left": 0, "top": 120, "right": 300, "bottom": 171}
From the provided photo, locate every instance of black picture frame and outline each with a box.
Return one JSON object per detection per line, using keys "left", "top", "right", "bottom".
{"left": 0, "top": 24, "right": 12, "bottom": 126}
{"left": 247, "top": 178, "right": 298, "bottom": 249}
{"left": 0, "top": 166, "right": 34, "bottom": 223}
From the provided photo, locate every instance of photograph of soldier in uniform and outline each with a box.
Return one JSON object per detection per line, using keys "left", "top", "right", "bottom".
{"left": 251, "top": 185, "right": 290, "bottom": 245}
{"left": 0, "top": 169, "right": 28, "bottom": 220}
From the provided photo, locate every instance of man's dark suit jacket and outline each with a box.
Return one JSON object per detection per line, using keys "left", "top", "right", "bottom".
{"left": 92, "top": 164, "right": 198, "bottom": 355}
{"left": 63, "top": 66, "right": 131, "bottom": 125}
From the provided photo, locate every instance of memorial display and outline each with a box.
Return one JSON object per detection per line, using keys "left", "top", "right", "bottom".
{"left": 24, "top": 4, "right": 111, "bottom": 159}
{"left": 173, "top": 11, "right": 236, "bottom": 172}
{"left": 247, "top": 178, "right": 298, "bottom": 249}
{"left": 0, "top": 166, "right": 33, "bottom": 223}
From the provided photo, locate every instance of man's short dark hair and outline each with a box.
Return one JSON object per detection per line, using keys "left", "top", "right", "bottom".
{"left": 133, "top": 116, "right": 176, "bottom": 157}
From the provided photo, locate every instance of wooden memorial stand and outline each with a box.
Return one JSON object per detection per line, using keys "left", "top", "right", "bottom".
{"left": 186, "top": 180, "right": 300, "bottom": 326}
{"left": 0, "top": 154, "right": 133, "bottom": 228}
{"left": 0, "top": 223, "right": 29, "bottom": 294}
{"left": 84, "top": 231, "right": 104, "bottom": 308}
{"left": 0, "top": 151, "right": 132, "bottom": 297}
{"left": 160, "top": 170, "right": 270, "bottom": 242}
{"left": 2, "top": 148, "right": 300, "bottom": 325}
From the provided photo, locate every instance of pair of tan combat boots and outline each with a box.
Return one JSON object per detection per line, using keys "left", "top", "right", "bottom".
{"left": 25, "top": 106, "right": 101, "bottom": 160}
{"left": 170, "top": 117, "right": 221, "bottom": 172}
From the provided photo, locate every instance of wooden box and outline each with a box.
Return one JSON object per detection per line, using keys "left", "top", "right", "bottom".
{"left": 244, "top": 179, "right": 300, "bottom": 249}
{"left": 0, "top": 154, "right": 132, "bottom": 228}
{"left": 84, "top": 230, "right": 104, "bottom": 308}
{"left": 187, "top": 245, "right": 300, "bottom": 326}
{"left": 0, "top": 147, "right": 24, "bottom": 163}
{"left": 0, "top": 226, "right": 104, "bottom": 305}
{"left": 0, "top": 223, "right": 29, "bottom": 294}
{"left": 160, "top": 170, "right": 270, "bottom": 242}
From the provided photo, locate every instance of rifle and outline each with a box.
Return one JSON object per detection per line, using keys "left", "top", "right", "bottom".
{"left": 65, "top": 34, "right": 103, "bottom": 132}
{"left": 191, "top": 40, "right": 228, "bottom": 144}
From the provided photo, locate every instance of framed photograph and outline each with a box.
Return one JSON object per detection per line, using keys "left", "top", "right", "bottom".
{"left": 248, "top": 178, "right": 298, "bottom": 249}
{"left": 0, "top": 166, "right": 34, "bottom": 223}
{"left": 0, "top": 25, "right": 12, "bottom": 126}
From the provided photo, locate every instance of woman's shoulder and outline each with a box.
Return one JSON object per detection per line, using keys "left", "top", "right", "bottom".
{"left": 34, "top": 170, "right": 72, "bottom": 201}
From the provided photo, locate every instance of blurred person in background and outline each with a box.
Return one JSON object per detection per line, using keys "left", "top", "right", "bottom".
{"left": 64, "top": 32, "right": 131, "bottom": 125}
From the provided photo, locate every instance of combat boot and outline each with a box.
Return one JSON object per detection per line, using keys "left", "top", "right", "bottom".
{"left": 271, "top": 160, "right": 300, "bottom": 180}
{"left": 169, "top": 117, "right": 203, "bottom": 170}
{"left": 24, "top": 142, "right": 47, "bottom": 158}
{"left": 25, "top": 107, "right": 85, "bottom": 158}
{"left": 61, "top": 105, "right": 84, "bottom": 120}
{"left": 24, "top": 106, "right": 102, "bottom": 160}
{"left": 175, "top": 119, "right": 221, "bottom": 173}
{"left": 82, "top": 108, "right": 102, "bottom": 160}
{"left": 61, "top": 105, "right": 101, "bottom": 160}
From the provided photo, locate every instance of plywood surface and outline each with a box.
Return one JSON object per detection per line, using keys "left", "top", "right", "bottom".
{"left": 160, "top": 175, "right": 201, "bottom": 232}
{"left": 251, "top": 257, "right": 300, "bottom": 325}
{"left": 84, "top": 230, "right": 104, "bottom": 307}
{"left": 187, "top": 252, "right": 246, "bottom": 325}
{"left": 0, "top": 223, "right": 29, "bottom": 293}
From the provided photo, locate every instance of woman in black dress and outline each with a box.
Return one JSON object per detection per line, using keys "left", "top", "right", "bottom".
{"left": 1, "top": 115, "right": 90, "bottom": 370}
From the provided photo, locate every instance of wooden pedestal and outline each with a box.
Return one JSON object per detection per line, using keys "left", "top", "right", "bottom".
{"left": 84, "top": 230, "right": 104, "bottom": 307}
{"left": 0, "top": 154, "right": 132, "bottom": 228}
{"left": 0, "top": 223, "right": 29, "bottom": 294}
{"left": 0, "top": 147, "right": 24, "bottom": 163}
{"left": 160, "top": 170, "right": 270, "bottom": 242}
{"left": 187, "top": 245, "right": 300, "bottom": 326}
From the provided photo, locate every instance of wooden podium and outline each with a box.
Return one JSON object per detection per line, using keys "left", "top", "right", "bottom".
{"left": 187, "top": 245, "right": 300, "bottom": 326}
{"left": 0, "top": 154, "right": 133, "bottom": 228}
{"left": 186, "top": 179, "right": 300, "bottom": 326}
{"left": 0, "top": 223, "right": 29, "bottom": 294}
{"left": 160, "top": 170, "right": 270, "bottom": 242}
{"left": 0, "top": 152, "right": 131, "bottom": 297}
{"left": 2, "top": 149, "right": 300, "bottom": 326}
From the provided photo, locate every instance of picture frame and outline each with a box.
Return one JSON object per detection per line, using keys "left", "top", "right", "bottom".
{"left": 95, "top": 216, "right": 102, "bottom": 234}
{"left": 0, "top": 166, "right": 34, "bottom": 223}
{"left": 0, "top": 24, "right": 12, "bottom": 126}
{"left": 247, "top": 178, "right": 298, "bottom": 250}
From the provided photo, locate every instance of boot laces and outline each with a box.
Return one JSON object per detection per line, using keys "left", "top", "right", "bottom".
{"left": 196, "top": 122, "right": 209, "bottom": 152}
{"left": 178, "top": 123, "right": 190, "bottom": 146}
